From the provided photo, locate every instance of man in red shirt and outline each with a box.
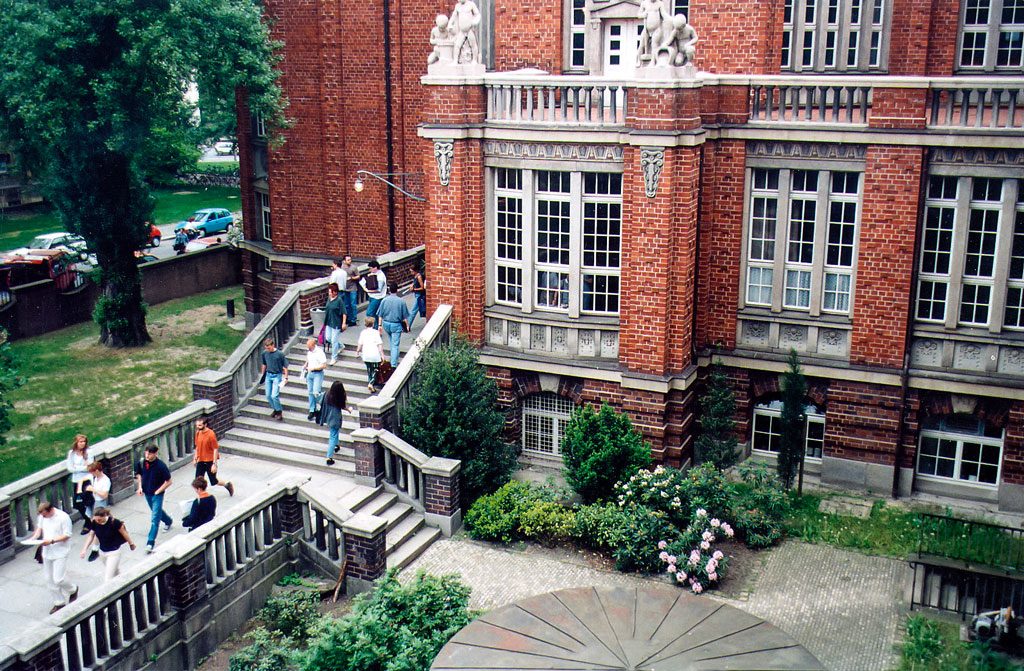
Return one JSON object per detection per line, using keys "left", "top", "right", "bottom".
{"left": 193, "top": 416, "right": 234, "bottom": 496}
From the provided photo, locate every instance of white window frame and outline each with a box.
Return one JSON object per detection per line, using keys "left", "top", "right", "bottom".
{"left": 564, "top": 0, "right": 588, "bottom": 72}
{"left": 262, "top": 257, "right": 273, "bottom": 272}
{"left": 256, "top": 191, "right": 271, "bottom": 242}
{"left": 487, "top": 167, "right": 622, "bottom": 318}
{"left": 915, "top": 175, "right": 1024, "bottom": 332}
{"left": 751, "top": 400, "right": 825, "bottom": 461}
{"left": 254, "top": 114, "right": 267, "bottom": 138}
{"left": 522, "top": 393, "right": 574, "bottom": 457}
{"left": 782, "top": 0, "right": 889, "bottom": 71}
{"left": 741, "top": 166, "right": 862, "bottom": 317}
{"left": 957, "top": 0, "right": 1024, "bottom": 72}
{"left": 916, "top": 419, "right": 1003, "bottom": 488}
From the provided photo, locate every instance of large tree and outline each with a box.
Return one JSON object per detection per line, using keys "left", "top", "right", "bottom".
{"left": 0, "top": 0, "right": 283, "bottom": 346}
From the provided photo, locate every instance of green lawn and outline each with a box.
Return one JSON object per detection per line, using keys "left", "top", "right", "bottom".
{"left": 0, "top": 185, "right": 240, "bottom": 250}
{"left": 0, "top": 285, "right": 244, "bottom": 486}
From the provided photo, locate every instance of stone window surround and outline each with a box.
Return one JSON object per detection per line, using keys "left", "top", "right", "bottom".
{"left": 750, "top": 400, "right": 826, "bottom": 462}
{"left": 738, "top": 156, "right": 865, "bottom": 321}
{"left": 522, "top": 392, "right": 574, "bottom": 457}
{"left": 957, "top": 0, "right": 1024, "bottom": 73}
{"left": 484, "top": 157, "right": 623, "bottom": 320}
{"left": 916, "top": 422, "right": 1004, "bottom": 489}
{"left": 914, "top": 167, "right": 1024, "bottom": 335}
{"left": 782, "top": 0, "right": 890, "bottom": 73}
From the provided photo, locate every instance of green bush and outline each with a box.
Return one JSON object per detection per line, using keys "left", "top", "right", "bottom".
{"left": 731, "top": 464, "right": 789, "bottom": 548}
{"left": 300, "top": 570, "right": 473, "bottom": 671}
{"left": 229, "top": 627, "right": 296, "bottom": 671}
{"left": 260, "top": 590, "right": 323, "bottom": 642}
{"left": 573, "top": 503, "right": 630, "bottom": 552}
{"left": 685, "top": 463, "right": 733, "bottom": 523}
{"left": 519, "top": 501, "right": 576, "bottom": 545}
{"left": 463, "top": 481, "right": 552, "bottom": 543}
{"left": 614, "top": 465, "right": 690, "bottom": 527}
{"left": 612, "top": 505, "right": 680, "bottom": 574}
{"left": 193, "top": 161, "right": 240, "bottom": 177}
{"left": 561, "top": 403, "right": 652, "bottom": 504}
{"left": 400, "top": 336, "right": 518, "bottom": 502}
{"left": 694, "top": 361, "right": 739, "bottom": 470}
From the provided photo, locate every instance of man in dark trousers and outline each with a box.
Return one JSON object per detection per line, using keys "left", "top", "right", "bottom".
{"left": 194, "top": 416, "right": 234, "bottom": 496}
{"left": 182, "top": 477, "right": 217, "bottom": 532}
{"left": 135, "top": 444, "right": 173, "bottom": 553}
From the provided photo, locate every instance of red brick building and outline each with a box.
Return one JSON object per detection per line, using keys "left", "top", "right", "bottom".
{"left": 240, "top": 0, "right": 1024, "bottom": 510}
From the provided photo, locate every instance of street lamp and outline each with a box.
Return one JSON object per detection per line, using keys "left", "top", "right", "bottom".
{"left": 352, "top": 170, "right": 424, "bottom": 202}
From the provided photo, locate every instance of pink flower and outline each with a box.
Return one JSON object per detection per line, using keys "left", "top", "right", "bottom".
{"left": 710, "top": 518, "right": 721, "bottom": 527}
{"left": 667, "top": 564, "right": 677, "bottom": 573}
{"left": 676, "top": 572, "right": 686, "bottom": 583}
{"left": 712, "top": 550, "right": 724, "bottom": 561}
{"left": 692, "top": 583, "right": 703, "bottom": 594}
{"left": 657, "top": 540, "right": 668, "bottom": 550}
{"left": 667, "top": 555, "right": 677, "bottom": 564}
{"left": 700, "top": 540, "right": 710, "bottom": 550}
{"left": 722, "top": 523, "right": 734, "bottom": 537}
{"left": 708, "top": 571, "right": 718, "bottom": 581}
{"left": 659, "top": 551, "right": 669, "bottom": 562}
{"left": 702, "top": 531, "right": 713, "bottom": 542}
{"left": 705, "top": 559, "right": 717, "bottom": 573}
{"left": 695, "top": 508, "right": 707, "bottom": 517}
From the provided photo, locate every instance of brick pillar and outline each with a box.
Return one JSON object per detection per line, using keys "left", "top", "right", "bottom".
{"left": 163, "top": 535, "right": 214, "bottom": 670}
{"left": 6, "top": 625, "right": 64, "bottom": 671}
{"left": 190, "top": 371, "right": 234, "bottom": 435}
{"left": 166, "top": 552, "right": 209, "bottom": 611}
{"left": 278, "top": 490, "right": 305, "bottom": 535}
{"left": 0, "top": 493, "right": 13, "bottom": 564}
{"left": 357, "top": 395, "right": 397, "bottom": 433}
{"left": 90, "top": 437, "right": 135, "bottom": 504}
{"left": 422, "top": 457, "right": 461, "bottom": 536}
{"left": 868, "top": 87, "right": 928, "bottom": 130}
{"left": 351, "top": 428, "right": 385, "bottom": 487}
{"left": 342, "top": 513, "right": 388, "bottom": 594}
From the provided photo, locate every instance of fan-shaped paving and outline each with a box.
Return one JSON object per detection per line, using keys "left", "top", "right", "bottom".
{"left": 432, "top": 585, "right": 824, "bottom": 670}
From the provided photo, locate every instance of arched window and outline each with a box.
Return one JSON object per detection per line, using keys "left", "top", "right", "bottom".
{"left": 751, "top": 399, "right": 826, "bottom": 460}
{"left": 917, "top": 415, "right": 1003, "bottom": 486}
{"left": 522, "top": 393, "right": 574, "bottom": 457}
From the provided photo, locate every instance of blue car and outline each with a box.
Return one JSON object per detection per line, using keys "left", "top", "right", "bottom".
{"left": 173, "top": 208, "right": 233, "bottom": 235}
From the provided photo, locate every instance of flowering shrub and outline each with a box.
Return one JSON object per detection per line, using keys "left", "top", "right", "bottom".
{"left": 658, "top": 509, "right": 734, "bottom": 594}
{"left": 615, "top": 465, "right": 690, "bottom": 527}
{"left": 612, "top": 505, "right": 680, "bottom": 574}
{"left": 464, "top": 481, "right": 554, "bottom": 543}
{"left": 684, "top": 463, "right": 733, "bottom": 523}
{"left": 572, "top": 503, "right": 630, "bottom": 552}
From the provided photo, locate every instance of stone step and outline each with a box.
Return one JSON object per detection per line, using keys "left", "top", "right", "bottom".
{"left": 232, "top": 414, "right": 336, "bottom": 441}
{"left": 222, "top": 427, "right": 356, "bottom": 460}
{"left": 387, "top": 525, "right": 442, "bottom": 570}
{"left": 352, "top": 490, "right": 399, "bottom": 518}
{"left": 277, "top": 376, "right": 371, "bottom": 401}
{"left": 217, "top": 440, "right": 355, "bottom": 476}
{"left": 385, "top": 513, "right": 423, "bottom": 553}
{"left": 246, "top": 394, "right": 368, "bottom": 418}
{"left": 337, "top": 485, "right": 381, "bottom": 513}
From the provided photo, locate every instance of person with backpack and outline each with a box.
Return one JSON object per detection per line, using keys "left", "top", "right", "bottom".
{"left": 359, "top": 260, "right": 388, "bottom": 328}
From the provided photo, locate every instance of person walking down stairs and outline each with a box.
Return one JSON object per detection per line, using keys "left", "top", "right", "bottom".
{"left": 260, "top": 338, "right": 289, "bottom": 421}
{"left": 356, "top": 317, "right": 385, "bottom": 393}
{"left": 319, "top": 381, "right": 352, "bottom": 466}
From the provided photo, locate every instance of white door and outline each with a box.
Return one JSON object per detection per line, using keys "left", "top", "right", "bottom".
{"left": 603, "top": 20, "right": 642, "bottom": 77}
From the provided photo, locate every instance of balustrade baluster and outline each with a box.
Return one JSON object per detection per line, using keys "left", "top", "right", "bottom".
{"left": 991, "top": 89, "right": 1003, "bottom": 128}
{"left": 327, "top": 520, "right": 340, "bottom": 561}
{"left": 512, "top": 85, "right": 521, "bottom": 121}
{"left": 245, "top": 517, "right": 256, "bottom": 557}
{"left": 859, "top": 87, "right": 869, "bottom": 122}
{"left": 95, "top": 609, "right": 110, "bottom": 659}
{"left": 407, "top": 464, "right": 417, "bottom": 499}
{"left": 80, "top": 620, "right": 95, "bottom": 668}
{"left": 133, "top": 585, "right": 149, "bottom": 630}
{"left": 120, "top": 593, "right": 135, "bottom": 642}
{"left": 215, "top": 535, "right": 227, "bottom": 578}
{"left": 315, "top": 509, "right": 327, "bottom": 551}
{"left": 975, "top": 88, "right": 986, "bottom": 127}
{"left": 384, "top": 450, "right": 394, "bottom": 483}
{"left": 1009, "top": 91, "right": 1019, "bottom": 129}
{"left": 205, "top": 544, "right": 216, "bottom": 584}
{"left": 957, "top": 90, "right": 969, "bottom": 126}
{"left": 224, "top": 529, "right": 237, "bottom": 572}
{"left": 65, "top": 627, "right": 83, "bottom": 671}
{"left": 108, "top": 602, "right": 123, "bottom": 651}
{"left": 234, "top": 524, "right": 246, "bottom": 566}
{"left": 146, "top": 578, "right": 160, "bottom": 622}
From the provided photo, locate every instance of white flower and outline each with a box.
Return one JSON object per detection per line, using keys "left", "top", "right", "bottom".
{"left": 696, "top": 508, "right": 707, "bottom": 517}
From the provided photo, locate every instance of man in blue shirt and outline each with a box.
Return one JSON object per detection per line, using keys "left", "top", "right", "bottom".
{"left": 376, "top": 282, "right": 411, "bottom": 367}
{"left": 134, "top": 445, "right": 172, "bottom": 553}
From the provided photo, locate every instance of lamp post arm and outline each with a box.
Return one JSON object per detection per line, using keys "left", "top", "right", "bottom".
{"left": 355, "top": 170, "right": 426, "bottom": 202}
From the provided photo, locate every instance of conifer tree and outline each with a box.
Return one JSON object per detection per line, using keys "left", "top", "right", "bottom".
{"left": 777, "top": 350, "right": 807, "bottom": 490}
{"left": 695, "top": 360, "right": 739, "bottom": 469}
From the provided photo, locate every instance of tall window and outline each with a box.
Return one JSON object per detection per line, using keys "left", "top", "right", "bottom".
{"left": 744, "top": 167, "right": 861, "bottom": 315}
{"left": 256, "top": 191, "right": 271, "bottom": 241}
{"left": 751, "top": 400, "right": 825, "bottom": 460}
{"left": 782, "top": 0, "right": 888, "bottom": 71}
{"left": 917, "top": 415, "right": 1003, "bottom": 486}
{"left": 916, "top": 176, "right": 1024, "bottom": 331}
{"left": 522, "top": 393, "right": 574, "bottom": 457}
{"left": 959, "top": 0, "right": 1024, "bottom": 71}
{"left": 568, "top": 0, "right": 587, "bottom": 70}
{"left": 254, "top": 114, "right": 267, "bottom": 138}
{"left": 490, "top": 168, "right": 622, "bottom": 317}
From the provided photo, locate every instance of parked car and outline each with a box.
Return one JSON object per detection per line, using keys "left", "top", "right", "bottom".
{"left": 173, "top": 208, "right": 233, "bottom": 236}
{"left": 147, "top": 223, "right": 162, "bottom": 248}
{"left": 213, "top": 140, "right": 236, "bottom": 156}
{"left": 0, "top": 248, "right": 84, "bottom": 291}
{"left": 25, "top": 232, "right": 88, "bottom": 255}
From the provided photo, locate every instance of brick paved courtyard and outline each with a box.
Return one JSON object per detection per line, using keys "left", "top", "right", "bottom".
{"left": 407, "top": 537, "right": 910, "bottom": 671}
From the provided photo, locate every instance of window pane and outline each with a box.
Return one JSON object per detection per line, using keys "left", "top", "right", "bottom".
{"left": 1005, "top": 287, "right": 1024, "bottom": 328}
{"left": 747, "top": 267, "right": 774, "bottom": 306}
{"left": 536, "top": 200, "right": 571, "bottom": 265}
{"left": 750, "top": 197, "right": 778, "bottom": 262}
{"left": 784, "top": 269, "right": 812, "bottom": 308}
{"left": 536, "top": 271, "right": 569, "bottom": 309}
{"left": 496, "top": 266, "right": 522, "bottom": 305}
{"left": 921, "top": 206, "right": 955, "bottom": 275}
{"left": 582, "top": 274, "right": 619, "bottom": 313}
{"left": 917, "top": 280, "right": 947, "bottom": 321}
{"left": 752, "top": 411, "right": 779, "bottom": 453}
{"left": 959, "top": 283, "right": 991, "bottom": 325}
{"left": 496, "top": 196, "right": 523, "bottom": 261}
{"left": 582, "top": 202, "right": 621, "bottom": 268}
{"left": 788, "top": 199, "right": 816, "bottom": 264}
{"left": 823, "top": 272, "right": 851, "bottom": 312}
{"left": 964, "top": 208, "right": 998, "bottom": 278}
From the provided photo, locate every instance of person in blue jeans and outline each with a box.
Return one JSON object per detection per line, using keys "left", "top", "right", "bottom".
{"left": 359, "top": 260, "right": 388, "bottom": 329}
{"left": 301, "top": 337, "right": 327, "bottom": 420}
{"left": 259, "top": 338, "right": 289, "bottom": 421}
{"left": 408, "top": 266, "right": 427, "bottom": 328}
{"left": 341, "top": 255, "right": 359, "bottom": 329}
{"left": 318, "top": 381, "right": 350, "bottom": 466}
{"left": 134, "top": 445, "right": 172, "bottom": 553}
{"left": 376, "top": 283, "right": 411, "bottom": 367}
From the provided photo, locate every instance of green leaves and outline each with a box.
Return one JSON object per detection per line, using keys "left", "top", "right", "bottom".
{"left": 695, "top": 360, "right": 739, "bottom": 470}
{"left": 561, "top": 403, "right": 652, "bottom": 505}
{"left": 777, "top": 349, "right": 808, "bottom": 490}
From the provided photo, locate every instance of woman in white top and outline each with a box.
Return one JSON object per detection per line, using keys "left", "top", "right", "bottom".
{"left": 83, "top": 461, "right": 112, "bottom": 559}
{"left": 355, "top": 317, "right": 385, "bottom": 393}
{"left": 66, "top": 434, "right": 95, "bottom": 527}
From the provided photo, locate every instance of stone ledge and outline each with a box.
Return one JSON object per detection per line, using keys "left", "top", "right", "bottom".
{"left": 342, "top": 512, "right": 388, "bottom": 539}
{"left": 423, "top": 457, "right": 461, "bottom": 478}
{"left": 190, "top": 369, "right": 233, "bottom": 387}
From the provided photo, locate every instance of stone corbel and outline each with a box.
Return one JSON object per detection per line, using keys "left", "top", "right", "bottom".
{"left": 640, "top": 147, "right": 664, "bottom": 198}
{"left": 434, "top": 140, "right": 454, "bottom": 186}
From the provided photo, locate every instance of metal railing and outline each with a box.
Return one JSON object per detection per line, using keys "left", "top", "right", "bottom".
{"left": 916, "top": 512, "right": 1024, "bottom": 574}
{"left": 1, "top": 399, "right": 213, "bottom": 552}
{"left": 909, "top": 561, "right": 1024, "bottom": 620}
{"left": 485, "top": 77, "right": 630, "bottom": 126}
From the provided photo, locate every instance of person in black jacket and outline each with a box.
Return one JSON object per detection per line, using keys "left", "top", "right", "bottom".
{"left": 182, "top": 477, "right": 217, "bottom": 532}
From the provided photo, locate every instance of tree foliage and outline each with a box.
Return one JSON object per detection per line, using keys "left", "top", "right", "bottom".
{"left": 0, "top": 0, "right": 284, "bottom": 346}
{"left": 561, "top": 403, "right": 652, "bottom": 504}
{"left": 777, "top": 350, "right": 807, "bottom": 489}
{"left": 300, "top": 570, "right": 474, "bottom": 671}
{"left": 400, "top": 336, "right": 517, "bottom": 502}
{"left": 694, "top": 360, "right": 739, "bottom": 469}
{"left": 0, "top": 329, "right": 23, "bottom": 449}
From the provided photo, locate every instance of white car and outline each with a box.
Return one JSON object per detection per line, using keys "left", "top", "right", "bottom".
{"left": 213, "top": 140, "right": 236, "bottom": 156}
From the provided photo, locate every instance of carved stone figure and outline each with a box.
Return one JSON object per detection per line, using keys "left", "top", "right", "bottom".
{"left": 427, "top": 14, "right": 453, "bottom": 66}
{"left": 451, "top": 0, "right": 482, "bottom": 64}
{"left": 662, "top": 13, "right": 698, "bottom": 66}
{"left": 636, "top": 0, "right": 671, "bottom": 67}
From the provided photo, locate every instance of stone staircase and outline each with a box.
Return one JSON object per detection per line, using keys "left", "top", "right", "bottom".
{"left": 220, "top": 333, "right": 440, "bottom": 569}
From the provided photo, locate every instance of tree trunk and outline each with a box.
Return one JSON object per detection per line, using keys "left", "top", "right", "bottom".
{"left": 96, "top": 265, "right": 150, "bottom": 347}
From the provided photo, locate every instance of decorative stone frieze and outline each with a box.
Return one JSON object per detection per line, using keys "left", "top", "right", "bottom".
{"left": 434, "top": 140, "right": 454, "bottom": 186}
{"left": 482, "top": 141, "right": 624, "bottom": 162}
{"left": 640, "top": 147, "right": 664, "bottom": 197}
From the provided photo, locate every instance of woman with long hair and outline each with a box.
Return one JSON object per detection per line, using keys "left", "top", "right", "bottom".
{"left": 66, "top": 434, "right": 95, "bottom": 531}
{"left": 319, "top": 381, "right": 349, "bottom": 465}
